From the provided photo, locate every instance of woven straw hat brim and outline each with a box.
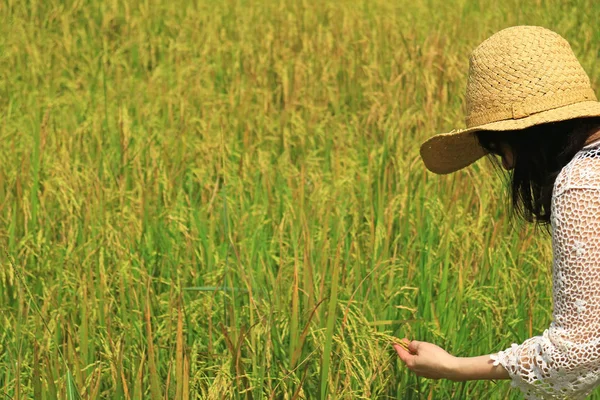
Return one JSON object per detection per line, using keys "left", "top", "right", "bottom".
{"left": 421, "top": 100, "right": 600, "bottom": 174}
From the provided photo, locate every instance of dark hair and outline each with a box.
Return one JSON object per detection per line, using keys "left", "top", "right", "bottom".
{"left": 476, "top": 117, "right": 600, "bottom": 224}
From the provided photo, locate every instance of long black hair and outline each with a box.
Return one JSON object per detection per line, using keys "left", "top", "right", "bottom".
{"left": 476, "top": 117, "right": 600, "bottom": 224}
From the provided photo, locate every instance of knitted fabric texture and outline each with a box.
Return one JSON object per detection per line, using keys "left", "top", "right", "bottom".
{"left": 491, "top": 141, "right": 600, "bottom": 399}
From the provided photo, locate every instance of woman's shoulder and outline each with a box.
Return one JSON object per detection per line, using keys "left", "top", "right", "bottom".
{"left": 554, "top": 143, "right": 600, "bottom": 196}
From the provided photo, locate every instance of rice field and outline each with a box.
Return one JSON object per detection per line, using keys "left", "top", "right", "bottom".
{"left": 2, "top": 0, "right": 600, "bottom": 398}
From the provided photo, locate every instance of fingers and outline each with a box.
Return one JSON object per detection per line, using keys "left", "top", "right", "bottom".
{"left": 393, "top": 344, "right": 437, "bottom": 379}
{"left": 398, "top": 338, "right": 421, "bottom": 354}
{"left": 394, "top": 338, "right": 420, "bottom": 354}
{"left": 393, "top": 339, "right": 448, "bottom": 380}
{"left": 408, "top": 340, "right": 421, "bottom": 353}
{"left": 392, "top": 343, "right": 406, "bottom": 358}
{"left": 393, "top": 343, "right": 415, "bottom": 366}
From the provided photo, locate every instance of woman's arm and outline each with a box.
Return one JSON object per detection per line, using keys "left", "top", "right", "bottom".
{"left": 393, "top": 340, "right": 509, "bottom": 381}
{"left": 452, "top": 355, "right": 510, "bottom": 381}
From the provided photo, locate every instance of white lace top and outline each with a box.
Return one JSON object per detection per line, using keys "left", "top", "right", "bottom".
{"left": 491, "top": 141, "right": 600, "bottom": 399}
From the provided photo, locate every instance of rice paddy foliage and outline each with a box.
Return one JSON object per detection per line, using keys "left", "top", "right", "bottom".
{"left": 2, "top": 0, "right": 600, "bottom": 398}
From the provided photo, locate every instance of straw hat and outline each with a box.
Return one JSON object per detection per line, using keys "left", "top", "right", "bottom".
{"left": 420, "top": 25, "right": 600, "bottom": 174}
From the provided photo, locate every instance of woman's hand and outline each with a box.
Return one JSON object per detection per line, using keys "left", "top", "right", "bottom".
{"left": 393, "top": 339, "right": 459, "bottom": 380}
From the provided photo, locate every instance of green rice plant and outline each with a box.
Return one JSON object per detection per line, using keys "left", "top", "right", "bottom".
{"left": 1, "top": 0, "right": 600, "bottom": 398}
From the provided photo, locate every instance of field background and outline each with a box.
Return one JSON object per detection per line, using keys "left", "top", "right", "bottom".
{"left": 2, "top": 0, "right": 600, "bottom": 398}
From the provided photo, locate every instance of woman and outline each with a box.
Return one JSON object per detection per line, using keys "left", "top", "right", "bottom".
{"left": 394, "top": 26, "right": 600, "bottom": 399}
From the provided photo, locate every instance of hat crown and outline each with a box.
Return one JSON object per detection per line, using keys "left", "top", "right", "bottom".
{"left": 465, "top": 26, "right": 595, "bottom": 127}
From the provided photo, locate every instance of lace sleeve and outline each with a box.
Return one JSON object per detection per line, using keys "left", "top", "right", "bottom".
{"left": 491, "top": 155, "right": 600, "bottom": 400}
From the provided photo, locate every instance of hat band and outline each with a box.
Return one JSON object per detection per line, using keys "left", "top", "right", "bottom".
{"left": 465, "top": 88, "right": 598, "bottom": 128}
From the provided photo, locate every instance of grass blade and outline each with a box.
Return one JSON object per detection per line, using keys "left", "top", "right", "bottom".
{"left": 66, "top": 370, "right": 81, "bottom": 400}
{"left": 320, "top": 242, "right": 342, "bottom": 400}
{"left": 145, "top": 285, "right": 162, "bottom": 400}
